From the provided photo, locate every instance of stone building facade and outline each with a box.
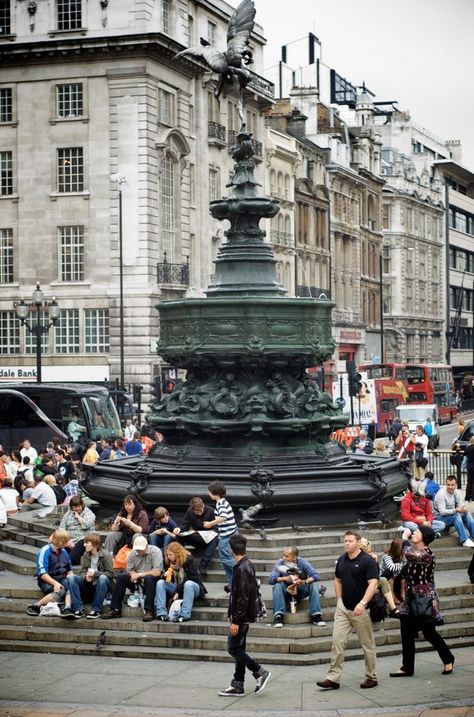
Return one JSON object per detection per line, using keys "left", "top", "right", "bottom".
{"left": 0, "top": 0, "right": 273, "bottom": 397}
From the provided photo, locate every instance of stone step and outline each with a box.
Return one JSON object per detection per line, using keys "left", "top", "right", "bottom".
{"left": 0, "top": 552, "right": 36, "bottom": 575}
{"left": 1, "top": 618, "right": 473, "bottom": 662}
{"left": 1, "top": 632, "right": 471, "bottom": 666}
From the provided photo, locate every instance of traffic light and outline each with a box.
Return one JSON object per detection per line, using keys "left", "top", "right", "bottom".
{"left": 349, "top": 372, "right": 363, "bottom": 397}
{"left": 132, "top": 384, "right": 143, "bottom": 403}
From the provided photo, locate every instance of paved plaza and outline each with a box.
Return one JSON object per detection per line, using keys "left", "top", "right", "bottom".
{"left": 0, "top": 646, "right": 473, "bottom": 717}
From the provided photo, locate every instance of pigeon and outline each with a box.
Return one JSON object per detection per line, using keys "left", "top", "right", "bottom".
{"left": 96, "top": 630, "right": 106, "bottom": 649}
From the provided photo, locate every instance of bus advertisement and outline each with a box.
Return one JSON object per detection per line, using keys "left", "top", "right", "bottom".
{"left": 332, "top": 372, "right": 378, "bottom": 428}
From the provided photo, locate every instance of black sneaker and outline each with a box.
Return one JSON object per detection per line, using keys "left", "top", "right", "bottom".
{"left": 218, "top": 682, "right": 244, "bottom": 696}
{"left": 74, "top": 609, "right": 85, "bottom": 619}
{"left": 60, "top": 607, "right": 76, "bottom": 620}
{"left": 311, "top": 614, "right": 326, "bottom": 626}
{"left": 157, "top": 615, "right": 169, "bottom": 622}
{"left": 224, "top": 585, "right": 231, "bottom": 593}
{"left": 255, "top": 669, "right": 271, "bottom": 694}
{"left": 273, "top": 613, "right": 284, "bottom": 628}
{"left": 87, "top": 610, "right": 101, "bottom": 619}
{"left": 26, "top": 604, "right": 40, "bottom": 616}
{"left": 174, "top": 616, "right": 191, "bottom": 623}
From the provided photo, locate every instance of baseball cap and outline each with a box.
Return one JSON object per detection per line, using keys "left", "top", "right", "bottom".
{"left": 133, "top": 535, "right": 148, "bottom": 551}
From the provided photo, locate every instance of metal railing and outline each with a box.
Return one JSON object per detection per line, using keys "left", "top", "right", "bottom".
{"left": 428, "top": 450, "right": 467, "bottom": 488}
{"left": 247, "top": 69, "right": 275, "bottom": 100}
{"left": 208, "top": 121, "right": 226, "bottom": 143}
{"left": 156, "top": 258, "right": 189, "bottom": 286}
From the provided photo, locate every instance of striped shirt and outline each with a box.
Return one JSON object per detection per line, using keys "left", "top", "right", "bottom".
{"left": 214, "top": 498, "right": 237, "bottom": 539}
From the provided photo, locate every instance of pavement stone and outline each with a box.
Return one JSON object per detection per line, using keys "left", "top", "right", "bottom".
{"left": 0, "top": 649, "right": 473, "bottom": 717}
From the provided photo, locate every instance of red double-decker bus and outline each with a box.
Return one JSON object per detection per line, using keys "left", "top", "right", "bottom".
{"left": 360, "top": 363, "right": 458, "bottom": 429}
{"left": 405, "top": 364, "right": 458, "bottom": 424}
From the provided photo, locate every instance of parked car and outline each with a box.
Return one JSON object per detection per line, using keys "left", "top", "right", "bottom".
{"left": 451, "top": 420, "right": 474, "bottom": 452}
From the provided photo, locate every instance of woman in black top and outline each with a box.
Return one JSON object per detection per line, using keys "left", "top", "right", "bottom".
{"left": 390, "top": 525, "right": 454, "bottom": 677}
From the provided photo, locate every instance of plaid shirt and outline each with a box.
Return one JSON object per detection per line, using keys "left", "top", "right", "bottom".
{"left": 64, "top": 480, "right": 79, "bottom": 498}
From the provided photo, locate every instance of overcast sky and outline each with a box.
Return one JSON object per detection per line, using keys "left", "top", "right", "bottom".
{"left": 253, "top": 0, "right": 474, "bottom": 170}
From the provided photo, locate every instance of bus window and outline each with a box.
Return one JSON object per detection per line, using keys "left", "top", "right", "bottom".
{"left": 407, "top": 392, "right": 427, "bottom": 402}
{"left": 405, "top": 367, "right": 425, "bottom": 384}
{"left": 82, "top": 394, "right": 121, "bottom": 440}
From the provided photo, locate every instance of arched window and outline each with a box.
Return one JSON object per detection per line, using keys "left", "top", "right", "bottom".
{"left": 277, "top": 171, "right": 283, "bottom": 197}
{"left": 270, "top": 169, "right": 276, "bottom": 195}
{"left": 157, "top": 128, "right": 190, "bottom": 263}
{"left": 161, "top": 156, "right": 174, "bottom": 260}
{"left": 284, "top": 174, "right": 290, "bottom": 199}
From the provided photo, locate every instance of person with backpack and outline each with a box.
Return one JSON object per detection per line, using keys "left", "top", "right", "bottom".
{"left": 218, "top": 533, "right": 271, "bottom": 697}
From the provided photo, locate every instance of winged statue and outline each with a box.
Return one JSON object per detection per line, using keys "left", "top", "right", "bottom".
{"left": 174, "top": 0, "right": 256, "bottom": 124}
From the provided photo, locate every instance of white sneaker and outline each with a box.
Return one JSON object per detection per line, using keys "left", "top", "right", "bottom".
{"left": 462, "top": 538, "right": 474, "bottom": 548}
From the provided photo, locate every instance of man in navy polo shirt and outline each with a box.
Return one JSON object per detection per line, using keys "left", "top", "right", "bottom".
{"left": 317, "top": 529, "right": 379, "bottom": 691}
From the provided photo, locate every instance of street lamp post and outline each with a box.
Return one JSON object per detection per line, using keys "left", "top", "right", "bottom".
{"left": 379, "top": 251, "right": 384, "bottom": 362}
{"left": 14, "top": 283, "right": 60, "bottom": 383}
{"left": 111, "top": 173, "right": 126, "bottom": 392}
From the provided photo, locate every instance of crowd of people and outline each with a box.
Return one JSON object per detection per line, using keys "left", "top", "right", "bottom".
{"left": 4, "top": 424, "right": 473, "bottom": 698}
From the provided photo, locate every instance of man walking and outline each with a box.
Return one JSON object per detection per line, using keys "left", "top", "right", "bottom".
{"left": 317, "top": 529, "right": 379, "bottom": 690}
{"left": 218, "top": 534, "right": 271, "bottom": 697}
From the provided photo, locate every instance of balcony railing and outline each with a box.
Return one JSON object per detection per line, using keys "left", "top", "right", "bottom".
{"left": 157, "top": 256, "right": 189, "bottom": 286}
{"left": 247, "top": 70, "right": 275, "bottom": 100}
{"left": 208, "top": 121, "right": 226, "bottom": 145}
{"left": 227, "top": 130, "right": 262, "bottom": 158}
{"left": 271, "top": 231, "right": 293, "bottom": 247}
{"left": 296, "top": 285, "right": 331, "bottom": 299}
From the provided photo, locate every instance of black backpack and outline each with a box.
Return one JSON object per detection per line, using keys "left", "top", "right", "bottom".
{"left": 368, "top": 590, "right": 387, "bottom": 623}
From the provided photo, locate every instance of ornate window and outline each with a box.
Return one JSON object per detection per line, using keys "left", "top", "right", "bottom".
{"left": 157, "top": 128, "right": 190, "bottom": 264}
{"left": 209, "top": 166, "right": 220, "bottom": 202}
{"left": 158, "top": 87, "right": 175, "bottom": 126}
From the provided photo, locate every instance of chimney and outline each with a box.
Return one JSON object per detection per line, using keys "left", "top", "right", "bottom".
{"left": 287, "top": 108, "right": 308, "bottom": 140}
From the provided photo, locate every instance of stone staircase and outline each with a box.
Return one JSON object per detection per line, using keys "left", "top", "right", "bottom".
{"left": 1, "top": 511, "right": 473, "bottom": 665}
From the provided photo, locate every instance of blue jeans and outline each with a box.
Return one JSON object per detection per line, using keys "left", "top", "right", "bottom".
{"left": 435, "top": 512, "right": 474, "bottom": 543}
{"left": 219, "top": 535, "right": 236, "bottom": 585}
{"left": 403, "top": 519, "right": 445, "bottom": 534}
{"left": 37, "top": 576, "right": 70, "bottom": 600}
{"left": 149, "top": 533, "right": 174, "bottom": 551}
{"left": 272, "top": 581, "right": 322, "bottom": 616}
{"left": 154, "top": 579, "right": 200, "bottom": 619}
{"left": 69, "top": 574, "right": 111, "bottom": 612}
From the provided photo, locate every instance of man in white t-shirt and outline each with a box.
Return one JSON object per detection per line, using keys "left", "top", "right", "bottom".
{"left": 413, "top": 425, "right": 429, "bottom": 482}
{"left": 20, "top": 475, "right": 57, "bottom": 518}
{"left": 20, "top": 439, "right": 38, "bottom": 462}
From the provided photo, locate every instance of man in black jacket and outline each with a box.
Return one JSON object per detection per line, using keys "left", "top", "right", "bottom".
{"left": 218, "top": 534, "right": 271, "bottom": 697}
{"left": 175, "top": 497, "right": 219, "bottom": 576}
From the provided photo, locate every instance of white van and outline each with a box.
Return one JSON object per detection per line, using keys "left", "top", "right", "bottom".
{"left": 396, "top": 404, "right": 439, "bottom": 448}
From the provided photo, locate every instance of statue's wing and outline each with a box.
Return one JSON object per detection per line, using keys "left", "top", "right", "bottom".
{"left": 174, "top": 47, "right": 228, "bottom": 74}
{"left": 226, "top": 0, "right": 256, "bottom": 66}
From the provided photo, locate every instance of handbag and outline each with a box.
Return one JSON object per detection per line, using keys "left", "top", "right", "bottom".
{"left": 113, "top": 545, "right": 131, "bottom": 570}
{"left": 409, "top": 594, "right": 433, "bottom": 620}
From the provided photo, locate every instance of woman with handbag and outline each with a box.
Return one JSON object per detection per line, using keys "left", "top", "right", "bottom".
{"left": 389, "top": 525, "right": 454, "bottom": 678}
